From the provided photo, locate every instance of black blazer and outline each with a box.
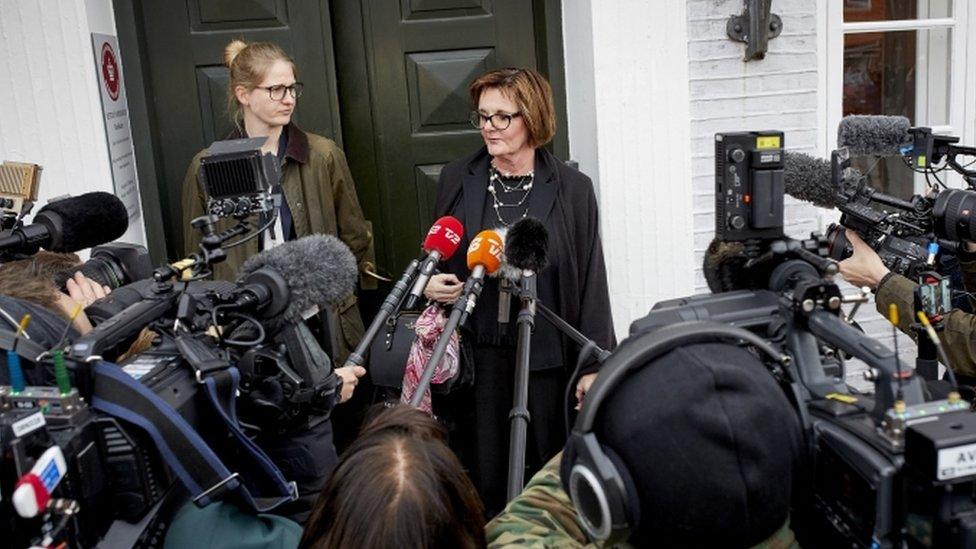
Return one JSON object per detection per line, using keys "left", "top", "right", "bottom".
{"left": 433, "top": 146, "right": 616, "bottom": 372}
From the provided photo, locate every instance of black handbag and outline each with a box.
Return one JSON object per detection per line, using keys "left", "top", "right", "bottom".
{"left": 368, "top": 307, "right": 474, "bottom": 394}
{"left": 368, "top": 310, "right": 419, "bottom": 390}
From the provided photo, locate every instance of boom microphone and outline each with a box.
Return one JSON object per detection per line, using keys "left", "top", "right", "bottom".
{"left": 783, "top": 151, "right": 839, "bottom": 209}
{"left": 236, "top": 234, "right": 358, "bottom": 329}
{"left": 0, "top": 192, "right": 128, "bottom": 257}
{"left": 404, "top": 216, "right": 464, "bottom": 309}
{"left": 837, "top": 114, "right": 913, "bottom": 157}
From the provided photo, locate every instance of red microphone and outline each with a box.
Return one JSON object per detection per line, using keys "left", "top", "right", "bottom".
{"left": 405, "top": 216, "right": 464, "bottom": 309}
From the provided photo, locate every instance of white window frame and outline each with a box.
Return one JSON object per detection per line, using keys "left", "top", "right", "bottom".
{"left": 818, "top": 0, "right": 973, "bottom": 226}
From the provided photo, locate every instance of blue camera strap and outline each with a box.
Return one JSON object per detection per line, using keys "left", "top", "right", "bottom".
{"left": 90, "top": 360, "right": 297, "bottom": 512}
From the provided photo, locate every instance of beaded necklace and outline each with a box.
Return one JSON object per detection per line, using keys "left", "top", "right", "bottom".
{"left": 487, "top": 163, "right": 534, "bottom": 226}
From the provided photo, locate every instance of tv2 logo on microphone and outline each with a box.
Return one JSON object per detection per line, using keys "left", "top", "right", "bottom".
{"left": 468, "top": 236, "right": 503, "bottom": 261}
{"left": 429, "top": 223, "right": 462, "bottom": 246}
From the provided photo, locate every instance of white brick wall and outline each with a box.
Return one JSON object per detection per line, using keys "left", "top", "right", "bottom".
{"left": 0, "top": 0, "right": 145, "bottom": 247}
{"left": 687, "top": 0, "right": 822, "bottom": 292}
{"left": 687, "top": 0, "right": 916, "bottom": 387}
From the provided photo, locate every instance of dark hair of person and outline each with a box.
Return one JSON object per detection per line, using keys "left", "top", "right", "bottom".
{"left": 468, "top": 67, "right": 557, "bottom": 148}
{"left": 300, "top": 404, "right": 486, "bottom": 549}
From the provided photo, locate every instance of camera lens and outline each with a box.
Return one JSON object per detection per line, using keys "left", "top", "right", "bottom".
{"left": 76, "top": 254, "right": 127, "bottom": 289}
{"left": 934, "top": 189, "right": 976, "bottom": 242}
{"left": 825, "top": 224, "right": 852, "bottom": 262}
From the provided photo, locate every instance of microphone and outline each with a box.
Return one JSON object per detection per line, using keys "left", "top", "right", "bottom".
{"left": 459, "top": 229, "right": 504, "bottom": 323}
{"left": 404, "top": 216, "right": 464, "bottom": 310}
{"left": 504, "top": 217, "right": 550, "bottom": 277}
{"left": 235, "top": 234, "right": 358, "bottom": 329}
{"left": 783, "top": 151, "right": 839, "bottom": 209}
{"left": 0, "top": 192, "right": 128, "bottom": 257}
{"left": 837, "top": 114, "right": 913, "bottom": 157}
{"left": 408, "top": 230, "right": 503, "bottom": 408}
{"left": 502, "top": 217, "right": 549, "bottom": 499}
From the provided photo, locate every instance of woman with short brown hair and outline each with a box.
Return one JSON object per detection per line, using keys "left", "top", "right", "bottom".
{"left": 425, "top": 67, "right": 615, "bottom": 516}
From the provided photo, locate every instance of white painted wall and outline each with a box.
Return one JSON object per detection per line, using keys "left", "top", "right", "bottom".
{"left": 563, "top": 0, "right": 695, "bottom": 337}
{"left": 0, "top": 0, "right": 146, "bottom": 248}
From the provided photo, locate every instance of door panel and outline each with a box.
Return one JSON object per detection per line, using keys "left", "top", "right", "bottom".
{"left": 334, "top": 0, "right": 540, "bottom": 273}
{"left": 136, "top": 0, "right": 341, "bottom": 259}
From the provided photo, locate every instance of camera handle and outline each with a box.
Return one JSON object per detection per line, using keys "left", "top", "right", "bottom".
{"left": 806, "top": 309, "right": 925, "bottom": 423}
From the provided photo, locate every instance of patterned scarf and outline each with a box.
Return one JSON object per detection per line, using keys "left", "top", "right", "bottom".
{"left": 400, "top": 304, "right": 460, "bottom": 414}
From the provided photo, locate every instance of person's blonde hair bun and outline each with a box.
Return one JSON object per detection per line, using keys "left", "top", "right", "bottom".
{"left": 224, "top": 39, "right": 248, "bottom": 68}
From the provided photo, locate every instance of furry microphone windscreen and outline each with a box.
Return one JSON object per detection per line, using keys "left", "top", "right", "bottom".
{"left": 506, "top": 217, "right": 549, "bottom": 273}
{"left": 837, "top": 114, "right": 913, "bottom": 157}
{"left": 783, "top": 152, "right": 838, "bottom": 209}
{"left": 35, "top": 192, "right": 128, "bottom": 252}
{"left": 237, "top": 234, "right": 357, "bottom": 326}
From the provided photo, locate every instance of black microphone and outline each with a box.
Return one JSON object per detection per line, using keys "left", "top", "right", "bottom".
{"left": 837, "top": 114, "right": 913, "bottom": 157}
{"left": 505, "top": 217, "right": 550, "bottom": 279}
{"left": 783, "top": 151, "right": 839, "bottom": 209}
{"left": 503, "top": 217, "right": 549, "bottom": 499}
{"left": 236, "top": 234, "right": 358, "bottom": 330}
{"left": 0, "top": 192, "right": 128, "bottom": 257}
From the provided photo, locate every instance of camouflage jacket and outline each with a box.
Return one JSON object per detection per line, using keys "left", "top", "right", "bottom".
{"left": 875, "top": 256, "right": 976, "bottom": 378}
{"left": 486, "top": 453, "right": 800, "bottom": 549}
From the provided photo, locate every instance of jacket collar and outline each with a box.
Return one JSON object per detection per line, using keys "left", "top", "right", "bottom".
{"left": 460, "top": 147, "right": 558, "bottom": 242}
{"left": 229, "top": 122, "right": 309, "bottom": 164}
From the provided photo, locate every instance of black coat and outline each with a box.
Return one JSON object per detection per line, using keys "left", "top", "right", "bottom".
{"left": 433, "top": 146, "right": 616, "bottom": 373}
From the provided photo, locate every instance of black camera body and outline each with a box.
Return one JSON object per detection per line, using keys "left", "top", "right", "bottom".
{"left": 715, "top": 131, "right": 785, "bottom": 241}
{"left": 825, "top": 147, "right": 976, "bottom": 279}
{"left": 199, "top": 137, "right": 280, "bottom": 219}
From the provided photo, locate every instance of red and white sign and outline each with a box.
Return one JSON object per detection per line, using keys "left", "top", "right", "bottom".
{"left": 100, "top": 43, "right": 120, "bottom": 101}
{"left": 92, "top": 34, "right": 141, "bottom": 223}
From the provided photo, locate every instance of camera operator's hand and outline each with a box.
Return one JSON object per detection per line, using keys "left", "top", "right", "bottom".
{"left": 65, "top": 271, "right": 111, "bottom": 307}
{"left": 838, "top": 229, "right": 890, "bottom": 290}
{"left": 335, "top": 365, "right": 366, "bottom": 403}
{"left": 575, "top": 372, "right": 598, "bottom": 410}
{"left": 424, "top": 273, "right": 463, "bottom": 304}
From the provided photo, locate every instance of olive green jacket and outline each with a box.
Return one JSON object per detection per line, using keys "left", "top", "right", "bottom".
{"left": 485, "top": 453, "right": 800, "bottom": 549}
{"left": 181, "top": 124, "right": 373, "bottom": 365}
{"left": 875, "top": 257, "right": 976, "bottom": 377}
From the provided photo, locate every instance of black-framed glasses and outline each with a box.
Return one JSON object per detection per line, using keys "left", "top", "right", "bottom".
{"left": 257, "top": 82, "right": 304, "bottom": 101}
{"left": 469, "top": 110, "right": 521, "bottom": 130}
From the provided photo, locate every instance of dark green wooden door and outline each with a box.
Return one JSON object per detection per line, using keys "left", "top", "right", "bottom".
{"left": 136, "top": 0, "right": 342, "bottom": 259}
{"left": 332, "top": 0, "right": 550, "bottom": 274}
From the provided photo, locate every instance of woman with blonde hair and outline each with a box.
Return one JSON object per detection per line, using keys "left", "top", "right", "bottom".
{"left": 180, "top": 39, "right": 372, "bottom": 522}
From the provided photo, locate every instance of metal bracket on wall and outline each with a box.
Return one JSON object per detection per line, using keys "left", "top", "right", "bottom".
{"left": 727, "top": 0, "right": 782, "bottom": 61}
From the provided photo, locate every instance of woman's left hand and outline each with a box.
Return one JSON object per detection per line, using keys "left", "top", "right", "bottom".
{"left": 575, "top": 373, "right": 598, "bottom": 410}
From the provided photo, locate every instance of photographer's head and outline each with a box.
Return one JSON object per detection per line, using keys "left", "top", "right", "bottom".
{"left": 562, "top": 339, "right": 802, "bottom": 548}
{"left": 0, "top": 251, "right": 109, "bottom": 334}
{"left": 300, "top": 404, "right": 486, "bottom": 549}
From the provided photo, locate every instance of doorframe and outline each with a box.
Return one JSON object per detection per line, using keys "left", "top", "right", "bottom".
{"left": 114, "top": 0, "right": 168, "bottom": 264}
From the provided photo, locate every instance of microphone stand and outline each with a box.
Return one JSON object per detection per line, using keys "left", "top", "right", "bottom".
{"left": 344, "top": 258, "right": 421, "bottom": 368}
{"left": 507, "top": 270, "right": 536, "bottom": 501}
{"left": 409, "top": 267, "right": 486, "bottom": 407}
{"left": 535, "top": 303, "right": 611, "bottom": 363}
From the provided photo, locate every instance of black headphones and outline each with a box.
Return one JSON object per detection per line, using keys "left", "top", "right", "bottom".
{"left": 561, "top": 321, "right": 788, "bottom": 544}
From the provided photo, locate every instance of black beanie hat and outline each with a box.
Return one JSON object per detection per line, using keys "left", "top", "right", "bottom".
{"left": 591, "top": 341, "right": 802, "bottom": 547}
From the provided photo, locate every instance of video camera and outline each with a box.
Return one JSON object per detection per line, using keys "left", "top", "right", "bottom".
{"left": 0, "top": 139, "right": 347, "bottom": 547}
{"left": 823, "top": 147, "right": 976, "bottom": 279}
{"left": 637, "top": 130, "right": 976, "bottom": 547}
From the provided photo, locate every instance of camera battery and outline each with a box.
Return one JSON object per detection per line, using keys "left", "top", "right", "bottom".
{"left": 905, "top": 410, "right": 976, "bottom": 483}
